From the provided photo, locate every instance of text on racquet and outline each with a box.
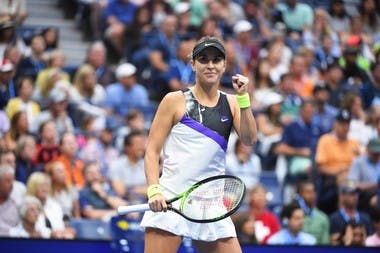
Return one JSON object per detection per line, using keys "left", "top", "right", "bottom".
{"left": 117, "top": 175, "right": 246, "bottom": 223}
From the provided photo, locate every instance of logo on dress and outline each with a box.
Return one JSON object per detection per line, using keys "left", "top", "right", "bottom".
{"left": 221, "top": 116, "right": 229, "bottom": 122}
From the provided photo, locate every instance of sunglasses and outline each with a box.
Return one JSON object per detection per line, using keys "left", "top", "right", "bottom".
{"left": 196, "top": 55, "right": 224, "bottom": 64}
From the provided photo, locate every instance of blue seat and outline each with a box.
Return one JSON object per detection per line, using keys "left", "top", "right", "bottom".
{"left": 70, "top": 218, "right": 111, "bottom": 240}
{"left": 259, "top": 171, "right": 283, "bottom": 211}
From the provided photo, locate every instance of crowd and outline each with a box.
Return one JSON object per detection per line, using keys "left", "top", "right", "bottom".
{"left": 0, "top": 0, "right": 380, "bottom": 247}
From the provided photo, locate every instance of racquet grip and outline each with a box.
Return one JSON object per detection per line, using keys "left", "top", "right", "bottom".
{"left": 118, "top": 203, "right": 150, "bottom": 214}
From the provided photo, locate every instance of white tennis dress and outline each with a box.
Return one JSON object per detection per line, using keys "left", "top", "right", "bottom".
{"left": 140, "top": 88, "right": 236, "bottom": 241}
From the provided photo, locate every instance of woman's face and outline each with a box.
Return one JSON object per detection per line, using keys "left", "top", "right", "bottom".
{"left": 17, "top": 112, "right": 29, "bottom": 132}
{"left": 51, "top": 162, "right": 66, "bottom": 184}
{"left": 35, "top": 181, "right": 50, "bottom": 202}
{"left": 24, "top": 203, "right": 41, "bottom": 224}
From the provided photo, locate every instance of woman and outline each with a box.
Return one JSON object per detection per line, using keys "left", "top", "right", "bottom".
{"left": 45, "top": 160, "right": 80, "bottom": 219}
{"left": 9, "top": 196, "right": 50, "bottom": 238}
{"left": 141, "top": 36, "right": 257, "bottom": 253}
{"left": 3, "top": 111, "right": 29, "bottom": 151}
{"left": 26, "top": 172, "right": 75, "bottom": 239}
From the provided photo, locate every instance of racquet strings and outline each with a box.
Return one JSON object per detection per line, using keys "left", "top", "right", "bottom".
{"left": 181, "top": 177, "right": 244, "bottom": 220}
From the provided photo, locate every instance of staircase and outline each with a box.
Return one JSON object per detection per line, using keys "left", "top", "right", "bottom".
{"left": 23, "top": 0, "right": 90, "bottom": 67}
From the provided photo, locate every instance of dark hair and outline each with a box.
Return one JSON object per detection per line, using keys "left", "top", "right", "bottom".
{"left": 123, "top": 130, "right": 145, "bottom": 147}
{"left": 280, "top": 201, "right": 301, "bottom": 220}
{"left": 296, "top": 179, "right": 315, "bottom": 194}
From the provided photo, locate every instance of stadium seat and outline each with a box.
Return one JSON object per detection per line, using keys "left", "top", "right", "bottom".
{"left": 70, "top": 218, "right": 111, "bottom": 240}
{"left": 259, "top": 171, "right": 283, "bottom": 212}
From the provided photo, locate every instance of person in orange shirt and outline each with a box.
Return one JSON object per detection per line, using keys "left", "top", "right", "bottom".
{"left": 289, "top": 54, "right": 315, "bottom": 99}
{"left": 56, "top": 132, "right": 85, "bottom": 189}
{"left": 315, "top": 109, "right": 361, "bottom": 215}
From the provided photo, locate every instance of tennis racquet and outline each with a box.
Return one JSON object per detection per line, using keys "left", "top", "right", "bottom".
{"left": 117, "top": 175, "right": 246, "bottom": 223}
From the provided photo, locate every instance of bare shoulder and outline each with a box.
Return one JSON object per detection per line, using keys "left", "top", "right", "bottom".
{"left": 156, "top": 91, "right": 186, "bottom": 122}
{"left": 225, "top": 93, "right": 239, "bottom": 115}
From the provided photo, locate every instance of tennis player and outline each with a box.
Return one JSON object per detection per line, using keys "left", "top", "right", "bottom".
{"left": 140, "top": 36, "right": 257, "bottom": 253}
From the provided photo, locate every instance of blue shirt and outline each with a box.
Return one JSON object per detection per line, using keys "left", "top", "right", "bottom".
{"left": 267, "top": 228, "right": 316, "bottom": 245}
{"left": 166, "top": 58, "right": 195, "bottom": 86}
{"left": 103, "top": 0, "right": 137, "bottom": 25}
{"left": 104, "top": 82, "right": 149, "bottom": 117}
{"left": 312, "top": 104, "right": 339, "bottom": 134}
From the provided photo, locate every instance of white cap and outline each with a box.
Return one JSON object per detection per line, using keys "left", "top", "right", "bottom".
{"left": 262, "top": 92, "right": 283, "bottom": 109}
{"left": 116, "top": 63, "right": 137, "bottom": 78}
{"left": 233, "top": 20, "right": 253, "bottom": 34}
{"left": 48, "top": 87, "right": 68, "bottom": 104}
{"left": 175, "top": 2, "right": 190, "bottom": 14}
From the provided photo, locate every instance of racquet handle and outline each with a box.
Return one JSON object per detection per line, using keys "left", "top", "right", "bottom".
{"left": 118, "top": 203, "right": 150, "bottom": 214}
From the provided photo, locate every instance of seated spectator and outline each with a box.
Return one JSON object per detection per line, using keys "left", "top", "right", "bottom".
{"left": 79, "top": 162, "right": 127, "bottom": 221}
{"left": 339, "top": 220, "right": 367, "bottom": 246}
{"left": 35, "top": 49, "right": 70, "bottom": 92}
{"left": 0, "top": 149, "right": 26, "bottom": 206}
{"left": 26, "top": 172, "right": 75, "bottom": 239}
{"left": 232, "top": 211, "right": 257, "bottom": 245}
{"left": 0, "top": 164, "right": 19, "bottom": 236}
{"left": 248, "top": 184, "right": 280, "bottom": 244}
{"left": 41, "top": 26, "right": 59, "bottom": 51}
{"left": 0, "top": 109, "right": 10, "bottom": 137}
{"left": 315, "top": 110, "right": 361, "bottom": 214}
{"left": 45, "top": 160, "right": 80, "bottom": 219}
{"left": 17, "top": 34, "right": 46, "bottom": 82}
{"left": 56, "top": 132, "right": 85, "bottom": 189}
{"left": 226, "top": 139, "right": 261, "bottom": 190}
{"left": 32, "top": 120, "right": 60, "bottom": 170}
{"left": 9, "top": 196, "right": 50, "bottom": 238}
{"left": 83, "top": 41, "right": 116, "bottom": 87}
{"left": 294, "top": 179, "right": 330, "bottom": 245}
{"left": 31, "top": 86, "right": 74, "bottom": 136}
{"left": 277, "top": 73, "right": 302, "bottom": 125}
{"left": 3, "top": 111, "right": 30, "bottom": 151}
{"left": 329, "top": 181, "right": 373, "bottom": 246}
{"left": 348, "top": 137, "right": 380, "bottom": 211}
{"left": 15, "top": 135, "right": 38, "bottom": 184}
{"left": 109, "top": 130, "right": 147, "bottom": 202}
{"left": 267, "top": 201, "right": 317, "bottom": 245}
{"left": 0, "top": 0, "right": 28, "bottom": 26}
{"left": 312, "top": 83, "right": 338, "bottom": 135}
{"left": 365, "top": 206, "right": 380, "bottom": 247}
{"left": 0, "top": 59, "right": 16, "bottom": 110}
{"left": 5, "top": 77, "right": 40, "bottom": 126}
{"left": 274, "top": 100, "right": 322, "bottom": 201}
{"left": 104, "top": 62, "right": 150, "bottom": 129}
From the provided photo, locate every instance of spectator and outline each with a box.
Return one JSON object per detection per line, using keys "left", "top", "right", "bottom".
{"left": 0, "top": 59, "right": 16, "bottom": 110}
{"left": 26, "top": 172, "right": 75, "bottom": 239}
{"left": 15, "top": 135, "right": 38, "bottom": 184}
{"left": 0, "top": 149, "right": 26, "bottom": 206}
{"left": 327, "top": 0, "right": 351, "bottom": 34}
{"left": 243, "top": 0, "right": 271, "bottom": 42}
{"left": 0, "top": 109, "right": 10, "bottom": 137}
{"left": 312, "top": 83, "right": 339, "bottom": 134}
{"left": 255, "top": 92, "right": 283, "bottom": 170}
{"left": 174, "top": 2, "right": 198, "bottom": 39}
{"left": 30, "top": 86, "right": 74, "bottom": 136}
{"left": 69, "top": 63, "right": 106, "bottom": 129}
{"left": 267, "top": 201, "right": 316, "bottom": 245}
{"left": 165, "top": 38, "right": 196, "bottom": 93}
{"left": 274, "top": 100, "right": 322, "bottom": 201}
{"left": 56, "top": 132, "right": 85, "bottom": 189}
{"left": 295, "top": 179, "right": 330, "bottom": 245}
{"left": 313, "top": 34, "right": 341, "bottom": 73}
{"left": 340, "top": 221, "right": 367, "bottom": 246}
{"left": 0, "top": 163, "right": 19, "bottom": 236}
{"left": 35, "top": 49, "right": 70, "bottom": 92}
{"left": 252, "top": 58, "right": 276, "bottom": 110}
{"left": 109, "top": 130, "right": 147, "bottom": 202}
{"left": 315, "top": 110, "right": 361, "bottom": 214}
{"left": 9, "top": 196, "right": 50, "bottom": 238}
{"left": 17, "top": 34, "right": 46, "bottom": 82}
{"left": 32, "top": 120, "right": 60, "bottom": 169}
{"left": 79, "top": 161, "right": 126, "bottom": 221}
{"left": 41, "top": 27, "right": 59, "bottom": 51}
{"left": 288, "top": 54, "right": 315, "bottom": 99}
{"left": 348, "top": 137, "right": 380, "bottom": 210}
{"left": 102, "top": 0, "right": 138, "bottom": 59}
{"left": 5, "top": 77, "right": 40, "bottom": 126}
{"left": 0, "top": 0, "right": 28, "bottom": 26}
{"left": 3, "top": 111, "right": 29, "bottom": 151}
{"left": 232, "top": 211, "right": 258, "bottom": 244}
{"left": 104, "top": 62, "right": 149, "bottom": 129}
{"left": 365, "top": 206, "right": 380, "bottom": 246}
{"left": 248, "top": 184, "right": 280, "bottom": 244}
{"left": 170, "top": 0, "right": 207, "bottom": 28}
{"left": 329, "top": 180, "right": 373, "bottom": 245}
{"left": 226, "top": 138, "right": 261, "bottom": 189}
{"left": 45, "top": 160, "right": 80, "bottom": 219}
{"left": 84, "top": 41, "right": 116, "bottom": 87}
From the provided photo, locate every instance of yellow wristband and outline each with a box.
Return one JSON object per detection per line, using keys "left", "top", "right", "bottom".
{"left": 147, "top": 184, "right": 163, "bottom": 199}
{"left": 236, "top": 93, "right": 250, "bottom": 109}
